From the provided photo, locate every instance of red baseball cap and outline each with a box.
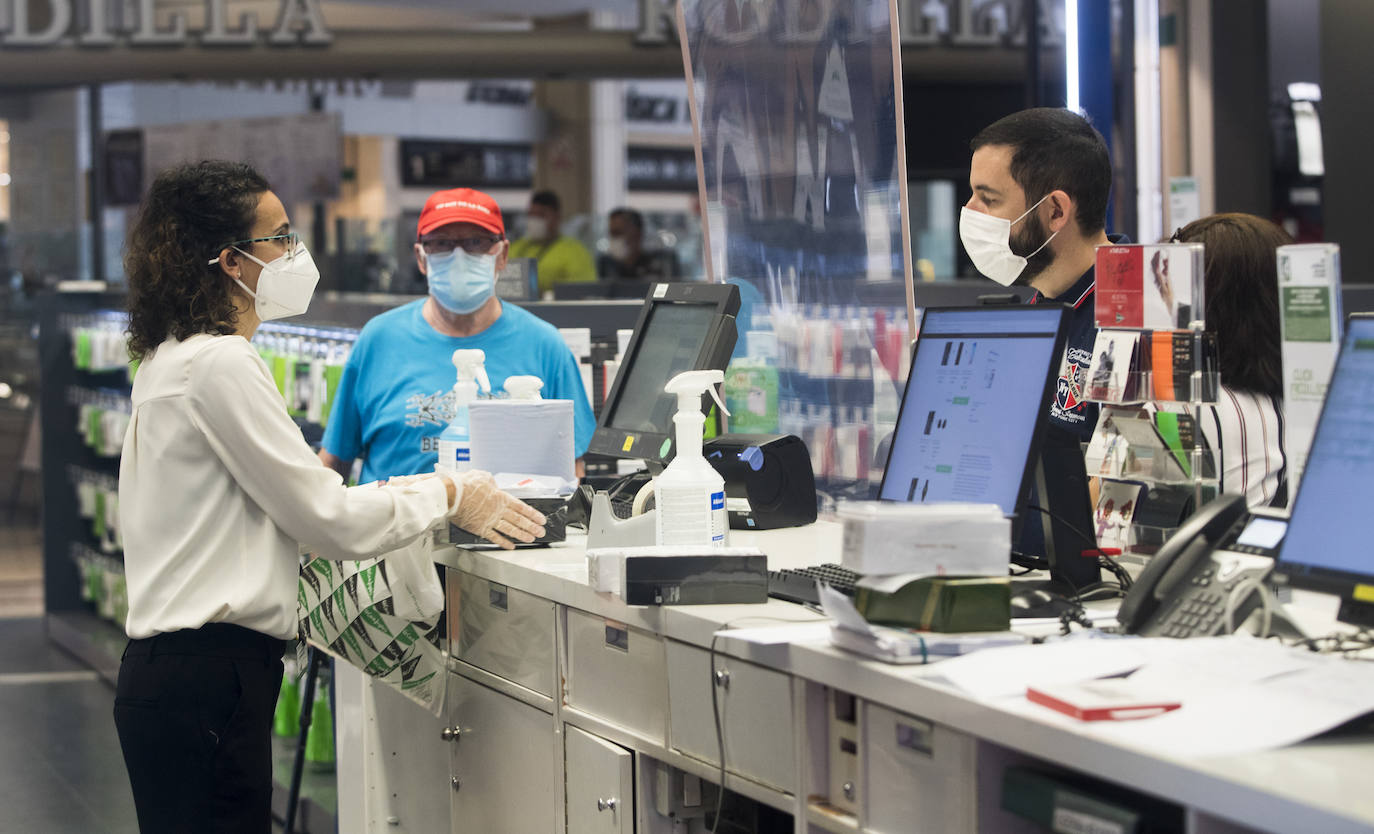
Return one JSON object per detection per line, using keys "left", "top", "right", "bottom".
{"left": 417, "top": 188, "right": 504, "bottom": 238}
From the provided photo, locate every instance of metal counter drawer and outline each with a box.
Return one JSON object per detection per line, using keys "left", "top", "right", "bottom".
{"left": 446, "top": 568, "right": 555, "bottom": 697}
{"left": 565, "top": 608, "right": 670, "bottom": 745}
{"left": 665, "top": 640, "right": 795, "bottom": 793}
{"left": 863, "top": 702, "right": 975, "bottom": 833}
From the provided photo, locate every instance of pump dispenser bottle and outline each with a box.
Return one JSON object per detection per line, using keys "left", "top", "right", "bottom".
{"left": 504, "top": 375, "right": 543, "bottom": 400}
{"left": 437, "top": 349, "right": 490, "bottom": 473}
{"left": 655, "top": 370, "right": 731, "bottom": 547}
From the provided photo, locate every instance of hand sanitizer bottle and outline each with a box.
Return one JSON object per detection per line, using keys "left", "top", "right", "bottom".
{"left": 504, "top": 375, "right": 544, "bottom": 400}
{"left": 655, "top": 370, "right": 732, "bottom": 547}
{"left": 437, "top": 349, "right": 490, "bottom": 473}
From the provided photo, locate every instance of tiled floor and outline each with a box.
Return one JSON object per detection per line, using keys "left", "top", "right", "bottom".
{"left": 0, "top": 618, "right": 140, "bottom": 833}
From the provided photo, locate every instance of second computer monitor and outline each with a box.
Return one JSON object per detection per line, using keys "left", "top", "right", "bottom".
{"left": 587, "top": 282, "right": 740, "bottom": 467}
{"left": 879, "top": 306, "right": 1070, "bottom": 539}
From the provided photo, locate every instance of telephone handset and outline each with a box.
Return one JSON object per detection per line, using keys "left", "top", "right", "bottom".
{"left": 1118, "top": 494, "right": 1274, "bottom": 637}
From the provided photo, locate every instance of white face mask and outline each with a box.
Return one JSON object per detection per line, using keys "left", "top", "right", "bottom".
{"left": 524, "top": 216, "right": 549, "bottom": 240}
{"left": 959, "top": 194, "right": 1060, "bottom": 287}
{"left": 218, "top": 242, "right": 320, "bottom": 321}
{"left": 606, "top": 236, "right": 631, "bottom": 261}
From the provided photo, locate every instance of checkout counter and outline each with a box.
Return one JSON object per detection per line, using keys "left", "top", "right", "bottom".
{"left": 329, "top": 521, "right": 1374, "bottom": 834}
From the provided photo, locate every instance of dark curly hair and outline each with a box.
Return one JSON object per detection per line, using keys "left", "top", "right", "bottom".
{"left": 1171, "top": 213, "right": 1293, "bottom": 398}
{"left": 125, "top": 160, "right": 271, "bottom": 361}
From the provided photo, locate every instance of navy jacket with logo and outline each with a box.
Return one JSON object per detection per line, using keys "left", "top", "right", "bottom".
{"left": 1028, "top": 233, "right": 1131, "bottom": 443}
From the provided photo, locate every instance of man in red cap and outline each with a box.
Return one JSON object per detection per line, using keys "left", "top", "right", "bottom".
{"left": 318, "top": 187, "right": 594, "bottom": 482}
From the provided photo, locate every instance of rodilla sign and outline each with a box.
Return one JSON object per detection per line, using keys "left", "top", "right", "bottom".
{"left": 0, "top": 0, "right": 331, "bottom": 47}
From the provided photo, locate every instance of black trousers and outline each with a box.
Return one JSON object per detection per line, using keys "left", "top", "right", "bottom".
{"left": 113, "top": 623, "right": 286, "bottom": 834}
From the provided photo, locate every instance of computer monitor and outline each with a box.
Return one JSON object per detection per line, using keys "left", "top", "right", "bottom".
{"left": 586, "top": 282, "right": 740, "bottom": 468}
{"left": 878, "top": 306, "right": 1098, "bottom": 588}
{"left": 1275, "top": 313, "right": 1374, "bottom": 626}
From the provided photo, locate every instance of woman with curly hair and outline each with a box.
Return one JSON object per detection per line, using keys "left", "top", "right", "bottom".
{"left": 114, "top": 160, "right": 545, "bottom": 833}
{"left": 1170, "top": 213, "right": 1292, "bottom": 508}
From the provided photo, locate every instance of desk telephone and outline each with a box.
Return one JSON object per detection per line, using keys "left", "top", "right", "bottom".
{"left": 1118, "top": 494, "right": 1282, "bottom": 637}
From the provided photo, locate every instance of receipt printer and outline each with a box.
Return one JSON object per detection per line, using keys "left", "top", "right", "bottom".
{"left": 703, "top": 434, "right": 816, "bottom": 530}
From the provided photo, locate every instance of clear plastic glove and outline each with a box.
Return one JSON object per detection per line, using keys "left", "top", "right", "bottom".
{"left": 450, "top": 470, "right": 547, "bottom": 550}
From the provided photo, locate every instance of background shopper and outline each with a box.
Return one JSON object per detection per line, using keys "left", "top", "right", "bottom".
{"left": 509, "top": 189, "right": 597, "bottom": 295}
{"left": 1170, "top": 212, "right": 1292, "bottom": 508}
{"left": 319, "top": 186, "right": 594, "bottom": 484}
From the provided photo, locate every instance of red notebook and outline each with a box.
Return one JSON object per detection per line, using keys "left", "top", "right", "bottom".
{"left": 1027, "top": 681, "right": 1182, "bottom": 722}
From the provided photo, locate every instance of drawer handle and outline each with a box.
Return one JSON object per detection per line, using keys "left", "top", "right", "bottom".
{"left": 604, "top": 623, "right": 629, "bottom": 652}
{"left": 451, "top": 777, "right": 461, "bottom": 792}
{"left": 440, "top": 726, "right": 462, "bottom": 742}
{"left": 597, "top": 797, "right": 618, "bottom": 813}
{"left": 489, "top": 582, "right": 508, "bottom": 611}
{"left": 714, "top": 668, "right": 731, "bottom": 690}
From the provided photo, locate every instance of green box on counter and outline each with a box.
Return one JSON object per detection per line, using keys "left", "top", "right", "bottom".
{"left": 853, "top": 575, "right": 1010, "bottom": 632}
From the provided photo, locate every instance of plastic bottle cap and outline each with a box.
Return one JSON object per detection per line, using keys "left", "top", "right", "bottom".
{"left": 505, "top": 375, "right": 544, "bottom": 400}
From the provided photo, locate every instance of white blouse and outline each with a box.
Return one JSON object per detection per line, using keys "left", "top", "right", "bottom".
{"left": 1199, "top": 386, "right": 1288, "bottom": 510}
{"left": 119, "top": 333, "right": 452, "bottom": 640}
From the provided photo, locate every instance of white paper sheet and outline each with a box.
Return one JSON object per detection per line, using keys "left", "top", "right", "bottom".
{"left": 931, "top": 637, "right": 1155, "bottom": 699}
{"left": 715, "top": 622, "right": 833, "bottom": 645}
{"left": 1123, "top": 634, "right": 1320, "bottom": 696}
{"left": 1095, "top": 658, "right": 1374, "bottom": 758}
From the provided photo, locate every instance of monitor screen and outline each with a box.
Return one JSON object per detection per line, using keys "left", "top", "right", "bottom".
{"left": 588, "top": 282, "right": 740, "bottom": 465}
{"left": 879, "top": 307, "right": 1068, "bottom": 517}
{"left": 1277, "top": 315, "right": 1374, "bottom": 589}
{"left": 603, "top": 302, "right": 717, "bottom": 434}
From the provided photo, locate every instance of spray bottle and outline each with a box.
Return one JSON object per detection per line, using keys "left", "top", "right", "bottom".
{"left": 655, "top": 370, "right": 731, "bottom": 547}
{"left": 437, "top": 349, "right": 490, "bottom": 473}
{"left": 504, "top": 375, "right": 544, "bottom": 400}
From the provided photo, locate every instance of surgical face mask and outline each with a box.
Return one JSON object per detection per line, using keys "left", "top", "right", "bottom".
{"left": 524, "top": 216, "right": 549, "bottom": 240}
{"left": 606, "top": 236, "right": 631, "bottom": 261}
{"left": 426, "top": 248, "right": 497, "bottom": 314}
{"left": 959, "top": 194, "right": 1060, "bottom": 287}
{"left": 221, "top": 242, "right": 320, "bottom": 321}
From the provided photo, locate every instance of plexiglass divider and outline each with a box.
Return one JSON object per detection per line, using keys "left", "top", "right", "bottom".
{"left": 678, "top": 0, "right": 914, "bottom": 507}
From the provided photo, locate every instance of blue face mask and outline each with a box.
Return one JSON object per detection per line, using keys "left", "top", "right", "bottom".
{"left": 426, "top": 249, "right": 497, "bottom": 314}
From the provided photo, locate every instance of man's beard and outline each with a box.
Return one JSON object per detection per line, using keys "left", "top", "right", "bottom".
{"left": 1009, "top": 211, "right": 1056, "bottom": 288}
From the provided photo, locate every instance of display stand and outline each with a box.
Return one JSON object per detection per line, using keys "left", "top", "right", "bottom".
{"left": 1084, "top": 243, "right": 1219, "bottom": 558}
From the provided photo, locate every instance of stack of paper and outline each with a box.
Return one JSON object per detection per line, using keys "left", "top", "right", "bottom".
{"left": 819, "top": 585, "right": 1026, "bottom": 664}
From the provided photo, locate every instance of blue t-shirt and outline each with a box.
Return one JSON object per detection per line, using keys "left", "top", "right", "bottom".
{"left": 322, "top": 300, "right": 595, "bottom": 482}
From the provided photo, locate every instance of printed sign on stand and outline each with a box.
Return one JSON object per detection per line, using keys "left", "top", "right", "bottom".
{"left": 1277, "top": 243, "right": 1343, "bottom": 491}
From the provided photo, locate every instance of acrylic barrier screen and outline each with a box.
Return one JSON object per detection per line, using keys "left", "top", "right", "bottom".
{"left": 680, "top": 0, "right": 910, "bottom": 503}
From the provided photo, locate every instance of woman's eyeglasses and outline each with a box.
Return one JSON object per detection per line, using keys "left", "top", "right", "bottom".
{"left": 228, "top": 232, "right": 301, "bottom": 260}
{"left": 420, "top": 235, "right": 502, "bottom": 255}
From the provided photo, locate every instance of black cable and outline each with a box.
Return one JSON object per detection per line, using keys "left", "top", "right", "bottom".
{"left": 706, "top": 614, "right": 826, "bottom": 833}
{"left": 1097, "top": 553, "right": 1133, "bottom": 590}
{"left": 1023, "top": 503, "right": 1099, "bottom": 553}
{"left": 708, "top": 630, "right": 727, "bottom": 834}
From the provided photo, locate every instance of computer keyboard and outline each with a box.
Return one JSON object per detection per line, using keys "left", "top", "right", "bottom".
{"left": 767, "top": 563, "right": 862, "bottom": 606}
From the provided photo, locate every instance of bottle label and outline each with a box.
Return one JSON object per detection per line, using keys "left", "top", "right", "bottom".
{"left": 656, "top": 484, "right": 714, "bottom": 546}
{"left": 711, "top": 491, "right": 727, "bottom": 545}
{"left": 438, "top": 440, "right": 472, "bottom": 471}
